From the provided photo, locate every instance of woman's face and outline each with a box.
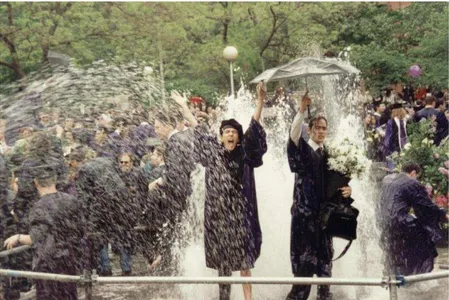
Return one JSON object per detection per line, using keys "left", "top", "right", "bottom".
{"left": 364, "top": 115, "right": 371, "bottom": 125}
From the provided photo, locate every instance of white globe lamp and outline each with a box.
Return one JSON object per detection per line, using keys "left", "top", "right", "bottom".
{"left": 223, "top": 46, "right": 238, "bottom": 96}
{"left": 223, "top": 46, "right": 238, "bottom": 62}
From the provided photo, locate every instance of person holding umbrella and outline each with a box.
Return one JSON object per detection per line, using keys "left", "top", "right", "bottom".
{"left": 286, "top": 93, "right": 352, "bottom": 300}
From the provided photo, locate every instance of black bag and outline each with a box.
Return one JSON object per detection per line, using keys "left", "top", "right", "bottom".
{"left": 322, "top": 170, "right": 359, "bottom": 261}
{"left": 322, "top": 202, "right": 359, "bottom": 241}
{"left": 321, "top": 200, "right": 359, "bottom": 261}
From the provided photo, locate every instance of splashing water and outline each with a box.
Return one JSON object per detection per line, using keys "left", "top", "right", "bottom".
{"left": 180, "top": 73, "right": 446, "bottom": 300}
{"left": 1, "top": 61, "right": 446, "bottom": 300}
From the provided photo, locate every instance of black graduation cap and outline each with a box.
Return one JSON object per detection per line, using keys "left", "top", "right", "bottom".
{"left": 391, "top": 102, "right": 403, "bottom": 110}
{"left": 219, "top": 118, "right": 243, "bottom": 139}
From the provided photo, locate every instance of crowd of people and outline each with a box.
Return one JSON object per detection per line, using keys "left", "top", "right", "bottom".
{"left": 0, "top": 79, "right": 447, "bottom": 300}
{"left": 360, "top": 84, "right": 448, "bottom": 166}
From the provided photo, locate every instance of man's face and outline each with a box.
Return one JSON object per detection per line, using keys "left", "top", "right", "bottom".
{"left": 206, "top": 107, "right": 213, "bottom": 114}
{"left": 149, "top": 150, "right": 161, "bottom": 168}
{"left": 154, "top": 120, "right": 172, "bottom": 140}
{"left": 378, "top": 104, "right": 386, "bottom": 113}
{"left": 64, "top": 118, "right": 74, "bottom": 130}
{"left": 119, "top": 154, "right": 133, "bottom": 172}
{"left": 22, "top": 129, "right": 33, "bottom": 139}
{"left": 95, "top": 130, "right": 106, "bottom": 144}
{"left": 308, "top": 119, "right": 328, "bottom": 145}
{"left": 39, "top": 114, "right": 50, "bottom": 124}
{"left": 69, "top": 160, "right": 80, "bottom": 169}
{"left": 221, "top": 128, "right": 239, "bottom": 151}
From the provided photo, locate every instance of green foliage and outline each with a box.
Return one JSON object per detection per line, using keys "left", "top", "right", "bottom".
{"left": 396, "top": 119, "right": 449, "bottom": 196}
{"left": 1, "top": 2, "right": 448, "bottom": 98}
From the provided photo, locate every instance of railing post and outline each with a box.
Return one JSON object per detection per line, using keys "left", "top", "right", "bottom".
{"left": 83, "top": 269, "right": 94, "bottom": 300}
{"left": 389, "top": 275, "right": 398, "bottom": 300}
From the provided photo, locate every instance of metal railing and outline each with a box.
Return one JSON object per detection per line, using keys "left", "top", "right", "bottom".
{"left": 0, "top": 246, "right": 448, "bottom": 300}
{"left": 0, "top": 245, "right": 31, "bottom": 258}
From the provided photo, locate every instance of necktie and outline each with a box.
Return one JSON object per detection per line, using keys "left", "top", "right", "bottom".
{"left": 316, "top": 146, "right": 324, "bottom": 157}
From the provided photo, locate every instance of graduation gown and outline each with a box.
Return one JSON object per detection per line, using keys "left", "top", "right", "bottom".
{"left": 287, "top": 136, "right": 333, "bottom": 277}
{"left": 377, "top": 173, "right": 446, "bottom": 275}
{"left": 159, "top": 130, "right": 196, "bottom": 223}
{"left": 76, "top": 157, "right": 137, "bottom": 258}
{"left": 29, "top": 192, "right": 86, "bottom": 300}
{"left": 194, "top": 118, "right": 267, "bottom": 271}
{"left": 383, "top": 118, "right": 407, "bottom": 157}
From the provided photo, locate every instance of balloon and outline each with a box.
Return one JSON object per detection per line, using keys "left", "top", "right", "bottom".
{"left": 409, "top": 65, "right": 421, "bottom": 78}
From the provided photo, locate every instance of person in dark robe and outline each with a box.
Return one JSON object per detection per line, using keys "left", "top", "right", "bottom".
{"left": 434, "top": 110, "right": 449, "bottom": 146}
{"left": 108, "top": 152, "right": 150, "bottom": 275}
{"left": 382, "top": 103, "right": 408, "bottom": 170}
{"left": 5, "top": 131, "right": 66, "bottom": 299}
{"left": 286, "top": 93, "right": 352, "bottom": 300}
{"left": 0, "top": 155, "right": 26, "bottom": 300}
{"left": 171, "top": 84, "right": 267, "bottom": 300}
{"left": 89, "top": 126, "right": 120, "bottom": 158}
{"left": 376, "top": 162, "right": 448, "bottom": 275}
{"left": 414, "top": 95, "right": 440, "bottom": 122}
{"left": 147, "top": 145, "right": 166, "bottom": 183}
{"left": 148, "top": 108, "right": 196, "bottom": 275}
{"left": 3, "top": 166, "right": 86, "bottom": 300}
{"left": 76, "top": 157, "right": 136, "bottom": 275}
{"left": 412, "top": 95, "right": 449, "bottom": 145}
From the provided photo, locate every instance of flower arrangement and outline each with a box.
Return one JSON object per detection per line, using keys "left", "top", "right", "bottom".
{"left": 394, "top": 119, "right": 449, "bottom": 197}
{"left": 327, "top": 137, "right": 371, "bottom": 179}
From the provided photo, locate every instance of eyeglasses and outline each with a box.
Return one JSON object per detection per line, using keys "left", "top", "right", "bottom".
{"left": 120, "top": 161, "right": 131, "bottom": 164}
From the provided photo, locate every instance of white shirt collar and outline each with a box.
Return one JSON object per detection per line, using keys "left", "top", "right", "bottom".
{"left": 308, "top": 138, "right": 323, "bottom": 151}
{"left": 168, "top": 129, "right": 179, "bottom": 140}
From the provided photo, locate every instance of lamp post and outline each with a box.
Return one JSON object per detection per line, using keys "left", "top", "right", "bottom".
{"left": 143, "top": 66, "right": 154, "bottom": 107}
{"left": 223, "top": 46, "right": 238, "bottom": 97}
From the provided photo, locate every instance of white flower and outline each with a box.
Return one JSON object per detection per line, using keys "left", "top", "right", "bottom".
{"left": 403, "top": 143, "right": 411, "bottom": 150}
{"left": 422, "top": 138, "right": 428, "bottom": 145}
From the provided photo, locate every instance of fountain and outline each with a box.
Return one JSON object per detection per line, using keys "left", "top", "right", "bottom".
{"left": 1, "top": 61, "right": 447, "bottom": 300}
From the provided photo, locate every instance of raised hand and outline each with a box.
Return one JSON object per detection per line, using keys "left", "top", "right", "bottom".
{"left": 300, "top": 91, "right": 311, "bottom": 113}
{"left": 171, "top": 90, "right": 188, "bottom": 108}
{"left": 257, "top": 81, "right": 267, "bottom": 102}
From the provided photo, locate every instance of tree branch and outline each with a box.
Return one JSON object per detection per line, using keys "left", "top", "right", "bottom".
{"left": 259, "top": 6, "right": 279, "bottom": 57}
{"left": 0, "top": 60, "right": 14, "bottom": 69}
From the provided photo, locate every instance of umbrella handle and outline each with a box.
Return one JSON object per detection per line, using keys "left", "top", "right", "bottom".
{"left": 307, "top": 105, "right": 311, "bottom": 119}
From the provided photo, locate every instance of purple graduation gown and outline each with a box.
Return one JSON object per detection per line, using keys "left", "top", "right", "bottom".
{"left": 377, "top": 173, "right": 446, "bottom": 275}
{"left": 194, "top": 118, "right": 267, "bottom": 271}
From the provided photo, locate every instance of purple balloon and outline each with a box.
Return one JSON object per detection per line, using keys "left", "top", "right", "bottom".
{"left": 409, "top": 65, "right": 421, "bottom": 78}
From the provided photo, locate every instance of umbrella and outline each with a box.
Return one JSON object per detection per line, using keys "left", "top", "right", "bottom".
{"left": 250, "top": 57, "right": 360, "bottom": 118}
{"left": 250, "top": 57, "right": 359, "bottom": 84}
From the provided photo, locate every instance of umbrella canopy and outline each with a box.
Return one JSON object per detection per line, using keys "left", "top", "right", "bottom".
{"left": 250, "top": 57, "right": 360, "bottom": 84}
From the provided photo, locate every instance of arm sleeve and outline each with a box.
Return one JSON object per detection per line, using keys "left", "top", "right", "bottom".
{"left": 383, "top": 120, "right": 393, "bottom": 155}
{"left": 242, "top": 118, "right": 267, "bottom": 168}
{"left": 408, "top": 181, "right": 447, "bottom": 223}
{"left": 193, "top": 127, "right": 221, "bottom": 168}
{"left": 290, "top": 111, "right": 306, "bottom": 147}
{"left": 28, "top": 204, "right": 50, "bottom": 245}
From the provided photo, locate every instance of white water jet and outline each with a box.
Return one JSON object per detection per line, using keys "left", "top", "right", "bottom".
{"left": 178, "top": 76, "right": 391, "bottom": 300}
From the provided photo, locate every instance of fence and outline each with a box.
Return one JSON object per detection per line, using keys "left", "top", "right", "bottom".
{"left": 0, "top": 246, "right": 448, "bottom": 300}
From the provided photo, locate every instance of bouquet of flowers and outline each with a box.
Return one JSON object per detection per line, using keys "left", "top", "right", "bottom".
{"left": 324, "top": 116, "right": 371, "bottom": 200}
{"left": 327, "top": 137, "right": 370, "bottom": 179}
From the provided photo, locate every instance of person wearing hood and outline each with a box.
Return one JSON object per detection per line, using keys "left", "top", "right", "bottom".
{"left": 171, "top": 82, "right": 267, "bottom": 300}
